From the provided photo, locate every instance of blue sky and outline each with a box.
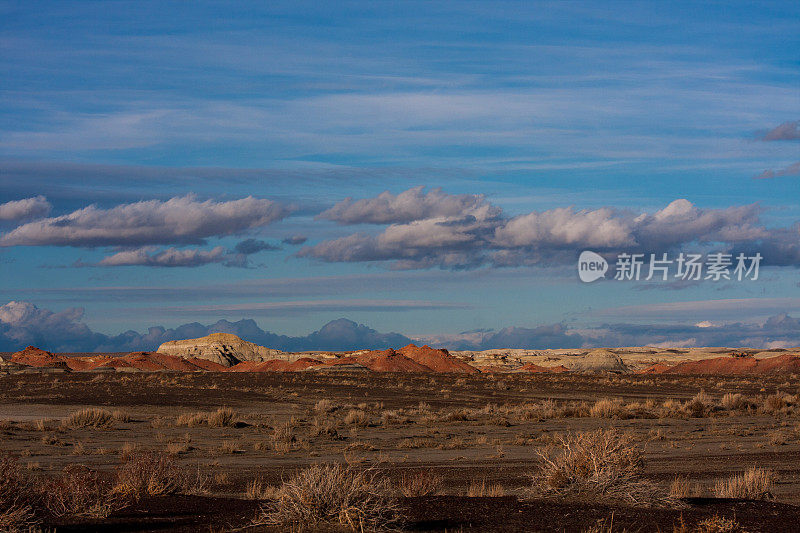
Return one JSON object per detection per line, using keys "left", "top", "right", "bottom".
{"left": 1, "top": 1, "right": 799, "bottom": 351}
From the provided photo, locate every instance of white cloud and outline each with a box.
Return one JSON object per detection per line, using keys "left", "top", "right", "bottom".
{"left": 98, "top": 246, "right": 227, "bottom": 267}
{"left": 0, "top": 195, "right": 291, "bottom": 247}
{"left": 0, "top": 195, "right": 51, "bottom": 221}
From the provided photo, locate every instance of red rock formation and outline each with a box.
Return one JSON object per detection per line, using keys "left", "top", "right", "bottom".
{"left": 396, "top": 344, "right": 479, "bottom": 373}
{"left": 517, "top": 363, "right": 570, "bottom": 373}
{"left": 663, "top": 353, "right": 800, "bottom": 375}
{"left": 327, "top": 349, "right": 433, "bottom": 372}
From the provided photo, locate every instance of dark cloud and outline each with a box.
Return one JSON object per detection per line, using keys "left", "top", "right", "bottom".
{"left": 0, "top": 196, "right": 51, "bottom": 221}
{"left": 2, "top": 301, "right": 798, "bottom": 354}
{"left": 758, "top": 120, "right": 800, "bottom": 141}
{"left": 753, "top": 162, "right": 800, "bottom": 180}
{"left": 0, "top": 301, "right": 411, "bottom": 353}
{"left": 0, "top": 195, "right": 292, "bottom": 248}
{"left": 282, "top": 235, "right": 308, "bottom": 245}
{"left": 233, "top": 239, "right": 280, "bottom": 255}
{"left": 301, "top": 190, "right": 786, "bottom": 270}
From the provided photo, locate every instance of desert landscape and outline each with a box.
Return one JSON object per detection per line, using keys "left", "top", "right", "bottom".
{"left": 1, "top": 335, "right": 799, "bottom": 532}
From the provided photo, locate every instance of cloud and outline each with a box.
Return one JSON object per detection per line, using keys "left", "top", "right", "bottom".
{"left": 282, "top": 235, "right": 308, "bottom": 245}
{"left": 300, "top": 189, "right": 781, "bottom": 270}
{"left": 753, "top": 161, "right": 800, "bottom": 179}
{"left": 233, "top": 238, "right": 280, "bottom": 255}
{"left": 758, "top": 120, "right": 800, "bottom": 141}
{"left": 0, "top": 196, "right": 51, "bottom": 221}
{"left": 2, "top": 301, "right": 798, "bottom": 353}
{"left": 319, "top": 186, "right": 500, "bottom": 225}
{"left": 0, "top": 195, "right": 292, "bottom": 247}
{"left": 0, "top": 301, "right": 411, "bottom": 352}
{"left": 98, "top": 246, "right": 227, "bottom": 267}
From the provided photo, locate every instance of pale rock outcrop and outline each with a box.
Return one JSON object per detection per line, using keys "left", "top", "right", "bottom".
{"left": 157, "top": 333, "right": 288, "bottom": 367}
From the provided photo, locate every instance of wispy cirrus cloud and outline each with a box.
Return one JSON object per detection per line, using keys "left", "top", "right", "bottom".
{"left": 758, "top": 120, "right": 800, "bottom": 141}
{"left": 0, "top": 195, "right": 51, "bottom": 221}
{"left": 753, "top": 161, "right": 800, "bottom": 179}
{"left": 97, "top": 246, "right": 227, "bottom": 268}
{"left": 0, "top": 195, "right": 292, "bottom": 248}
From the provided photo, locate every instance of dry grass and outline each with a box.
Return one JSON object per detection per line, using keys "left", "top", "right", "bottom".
{"left": 175, "top": 407, "right": 239, "bottom": 428}
{"left": 256, "top": 463, "right": 401, "bottom": 531}
{"left": 713, "top": 467, "right": 774, "bottom": 500}
{"left": 533, "top": 428, "right": 668, "bottom": 505}
{"left": 344, "top": 409, "right": 370, "bottom": 427}
{"left": 112, "top": 451, "right": 187, "bottom": 500}
{"left": 396, "top": 470, "right": 443, "bottom": 497}
{"left": 0, "top": 454, "right": 40, "bottom": 532}
{"left": 40, "top": 465, "right": 120, "bottom": 519}
{"left": 674, "top": 515, "right": 745, "bottom": 533}
{"left": 589, "top": 398, "right": 615, "bottom": 418}
{"left": 63, "top": 408, "right": 114, "bottom": 429}
{"left": 245, "top": 478, "right": 280, "bottom": 500}
{"left": 467, "top": 478, "right": 505, "bottom": 497}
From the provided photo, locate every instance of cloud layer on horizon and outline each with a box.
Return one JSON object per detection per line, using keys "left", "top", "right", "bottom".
{"left": 1, "top": 300, "right": 798, "bottom": 354}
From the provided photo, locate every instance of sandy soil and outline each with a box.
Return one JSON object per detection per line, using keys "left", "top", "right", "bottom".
{"left": 1, "top": 371, "right": 798, "bottom": 531}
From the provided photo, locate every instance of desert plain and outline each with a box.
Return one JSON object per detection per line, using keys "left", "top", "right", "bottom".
{"left": 1, "top": 337, "right": 799, "bottom": 532}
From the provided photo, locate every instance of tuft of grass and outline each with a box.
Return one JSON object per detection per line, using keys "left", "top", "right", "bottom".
{"left": 175, "top": 407, "right": 239, "bottom": 428}
{"left": 589, "top": 398, "right": 615, "bottom": 418}
{"left": 344, "top": 409, "right": 370, "bottom": 427}
{"left": 245, "top": 478, "right": 280, "bottom": 500}
{"left": 63, "top": 408, "right": 114, "bottom": 429}
{"left": 112, "top": 451, "right": 186, "bottom": 500}
{"left": 397, "top": 470, "right": 443, "bottom": 497}
{"left": 714, "top": 467, "right": 774, "bottom": 500}
{"left": 467, "top": 478, "right": 504, "bottom": 497}
{"left": 255, "top": 463, "right": 401, "bottom": 531}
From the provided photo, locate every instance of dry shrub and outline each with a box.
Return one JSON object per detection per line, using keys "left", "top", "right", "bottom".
{"left": 112, "top": 451, "right": 186, "bottom": 500}
{"left": 207, "top": 407, "right": 238, "bottom": 427}
{"left": 111, "top": 410, "right": 131, "bottom": 423}
{"left": 246, "top": 478, "right": 279, "bottom": 500}
{"left": 685, "top": 391, "right": 713, "bottom": 418}
{"left": 175, "top": 407, "right": 239, "bottom": 428}
{"left": 64, "top": 408, "right": 114, "bottom": 429}
{"left": 674, "top": 515, "right": 744, "bottom": 533}
{"left": 533, "top": 429, "right": 667, "bottom": 505}
{"left": 314, "top": 399, "right": 337, "bottom": 414}
{"left": 272, "top": 422, "right": 297, "bottom": 452}
{"left": 467, "top": 478, "right": 504, "bottom": 497}
{"left": 589, "top": 398, "right": 615, "bottom": 418}
{"left": 713, "top": 467, "right": 774, "bottom": 500}
{"left": 0, "top": 454, "right": 40, "bottom": 532}
{"left": 40, "top": 465, "right": 120, "bottom": 519}
{"left": 257, "top": 463, "right": 401, "bottom": 531}
{"left": 763, "top": 393, "right": 792, "bottom": 415}
{"left": 396, "top": 470, "right": 443, "bottom": 497}
{"left": 720, "top": 393, "right": 750, "bottom": 412}
{"left": 344, "top": 409, "right": 370, "bottom": 427}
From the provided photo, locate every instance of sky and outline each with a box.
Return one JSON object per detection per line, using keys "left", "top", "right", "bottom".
{"left": 1, "top": 1, "right": 799, "bottom": 352}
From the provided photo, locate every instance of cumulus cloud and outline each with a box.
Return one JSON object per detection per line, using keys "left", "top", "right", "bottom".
{"left": 319, "top": 186, "right": 500, "bottom": 225}
{"left": 0, "top": 195, "right": 291, "bottom": 247}
{"left": 758, "top": 120, "right": 800, "bottom": 141}
{"left": 98, "top": 246, "right": 227, "bottom": 267}
{"left": 301, "top": 189, "right": 782, "bottom": 270}
{"left": 0, "top": 196, "right": 51, "bottom": 221}
{"left": 753, "top": 161, "right": 800, "bottom": 179}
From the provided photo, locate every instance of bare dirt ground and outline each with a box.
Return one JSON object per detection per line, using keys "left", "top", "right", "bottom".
{"left": 1, "top": 370, "right": 799, "bottom": 531}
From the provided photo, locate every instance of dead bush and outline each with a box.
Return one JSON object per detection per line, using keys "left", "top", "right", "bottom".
{"left": 396, "top": 470, "right": 443, "bottom": 497}
{"left": 589, "top": 398, "right": 615, "bottom": 418}
{"left": 0, "top": 454, "right": 40, "bottom": 531}
{"left": 112, "top": 451, "right": 186, "bottom": 500}
{"left": 533, "top": 429, "right": 668, "bottom": 505}
{"left": 40, "top": 465, "right": 120, "bottom": 519}
{"left": 467, "top": 478, "right": 504, "bottom": 497}
{"left": 344, "top": 409, "right": 370, "bottom": 427}
{"left": 256, "top": 463, "right": 401, "bottom": 531}
{"left": 685, "top": 391, "right": 714, "bottom": 418}
{"left": 64, "top": 408, "right": 114, "bottom": 429}
{"left": 714, "top": 467, "right": 774, "bottom": 500}
{"left": 207, "top": 407, "right": 238, "bottom": 427}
